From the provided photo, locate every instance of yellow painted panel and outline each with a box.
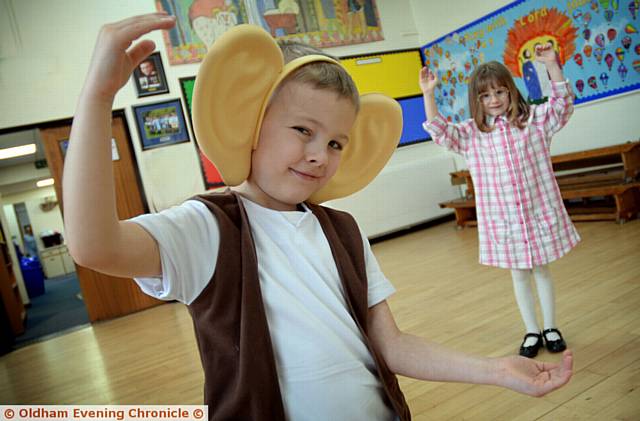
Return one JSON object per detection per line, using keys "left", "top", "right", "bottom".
{"left": 341, "top": 50, "right": 423, "bottom": 98}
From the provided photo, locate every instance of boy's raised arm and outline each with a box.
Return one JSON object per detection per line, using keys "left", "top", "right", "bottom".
{"left": 63, "top": 13, "right": 176, "bottom": 278}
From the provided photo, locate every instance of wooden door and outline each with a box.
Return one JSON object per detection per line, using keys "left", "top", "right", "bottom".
{"left": 39, "top": 112, "right": 163, "bottom": 322}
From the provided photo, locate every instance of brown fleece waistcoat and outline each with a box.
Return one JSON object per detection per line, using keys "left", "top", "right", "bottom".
{"left": 189, "top": 191, "right": 411, "bottom": 420}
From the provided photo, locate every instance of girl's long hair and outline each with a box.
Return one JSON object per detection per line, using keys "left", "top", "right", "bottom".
{"left": 468, "top": 61, "right": 529, "bottom": 132}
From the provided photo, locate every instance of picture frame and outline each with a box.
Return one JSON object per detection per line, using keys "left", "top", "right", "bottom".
{"left": 132, "top": 52, "right": 169, "bottom": 97}
{"left": 132, "top": 98, "right": 190, "bottom": 151}
{"left": 156, "top": 0, "right": 385, "bottom": 65}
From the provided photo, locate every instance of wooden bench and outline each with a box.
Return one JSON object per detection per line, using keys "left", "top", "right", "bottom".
{"left": 551, "top": 141, "right": 640, "bottom": 180}
{"left": 440, "top": 141, "right": 640, "bottom": 227}
{"left": 439, "top": 199, "right": 477, "bottom": 228}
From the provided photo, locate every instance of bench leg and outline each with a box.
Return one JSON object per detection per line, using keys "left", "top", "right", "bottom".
{"left": 622, "top": 148, "right": 640, "bottom": 181}
{"left": 453, "top": 207, "right": 476, "bottom": 229}
{"left": 614, "top": 187, "right": 640, "bottom": 223}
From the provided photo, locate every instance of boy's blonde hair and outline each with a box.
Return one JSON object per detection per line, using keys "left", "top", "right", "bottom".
{"left": 275, "top": 40, "right": 360, "bottom": 111}
{"left": 468, "top": 61, "right": 529, "bottom": 132}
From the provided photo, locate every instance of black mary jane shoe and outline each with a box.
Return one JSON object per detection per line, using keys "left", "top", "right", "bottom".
{"left": 519, "top": 332, "right": 543, "bottom": 358}
{"left": 542, "top": 328, "right": 567, "bottom": 353}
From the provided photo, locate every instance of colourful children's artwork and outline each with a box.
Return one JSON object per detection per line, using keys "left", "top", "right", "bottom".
{"left": 421, "top": 0, "right": 640, "bottom": 123}
{"left": 156, "top": 0, "right": 384, "bottom": 65}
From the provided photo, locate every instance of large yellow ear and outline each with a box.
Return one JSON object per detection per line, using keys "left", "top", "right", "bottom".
{"left": 192, "top": 25, "right": 284, "bottom": 186}
{"left": 309, "top": 94, "right": 402, "bottom": 204}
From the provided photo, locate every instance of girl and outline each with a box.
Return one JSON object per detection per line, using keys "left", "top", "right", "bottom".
{"left": 420, "top": 44, "right": 580, "bottom": 358}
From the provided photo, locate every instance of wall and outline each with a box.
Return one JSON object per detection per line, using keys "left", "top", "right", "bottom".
{"left": 0, "top": 162, "right": 51, "bottom": 196}
{"left": 1, "top": 0, "right": 638, "bottom": 237}
{"left": 326, "top": 143, "right": 459, "bottom": 236}
{"left": 0, "top": 0, "right": 419, "bottom": 129}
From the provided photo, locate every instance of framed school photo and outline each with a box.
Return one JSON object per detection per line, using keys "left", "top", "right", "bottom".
{"left": 132, "top": 51, "right": 169, "bottom": 97}
{"left": 132, "top": 98, "right": 190, "bottom": 151}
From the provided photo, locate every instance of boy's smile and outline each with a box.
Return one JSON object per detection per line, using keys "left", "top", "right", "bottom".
{"left": 290, "top": 167, "right": 322, "bottom": 181}
{"left": 236, "top": 81, "right": 357, "bottom": 211}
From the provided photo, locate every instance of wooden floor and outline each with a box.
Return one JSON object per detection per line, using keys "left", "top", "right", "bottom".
{"left": 1, "top": 219, "right": 638, "bottom": 420}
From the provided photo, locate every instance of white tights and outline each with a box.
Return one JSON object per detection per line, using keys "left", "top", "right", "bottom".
{"left": 511, "top": 265, "right": 561, "bottom": 346}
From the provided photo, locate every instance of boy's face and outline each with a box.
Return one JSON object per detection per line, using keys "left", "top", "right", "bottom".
{"left": 244, "top": 81, "right": 357, "bottom": 210}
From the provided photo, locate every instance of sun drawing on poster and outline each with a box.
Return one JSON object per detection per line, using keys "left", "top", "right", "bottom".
{"left": 503, "top": 7, "right": 577, "bottom": 103}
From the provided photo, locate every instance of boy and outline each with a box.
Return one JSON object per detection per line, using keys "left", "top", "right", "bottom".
{"left": 63, "top": 12, "right": 573, "bottom": 421}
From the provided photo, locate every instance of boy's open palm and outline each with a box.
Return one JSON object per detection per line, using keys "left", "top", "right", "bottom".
{"left": 84, "top": 13, "right": 175, "bottom": 103}
{"left": 498, "top": 350, "right": 573, "bottom": 397}
{"left": 419, "top": 67, "right": 438, "bottom": 94}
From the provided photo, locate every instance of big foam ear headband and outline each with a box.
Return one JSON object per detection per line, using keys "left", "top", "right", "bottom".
{"left": 192, "top": 24, "right": 402, "bottom": 204}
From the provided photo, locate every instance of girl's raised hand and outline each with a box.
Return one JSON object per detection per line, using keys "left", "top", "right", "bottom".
{"left": 534, "top": 42, "right": 557, "bottom": 64}
{"left": 419, "top": 66, "right": 439, "bottom": 95}
{"left": 82, "top": 13, "right": 176, "bottom": 104}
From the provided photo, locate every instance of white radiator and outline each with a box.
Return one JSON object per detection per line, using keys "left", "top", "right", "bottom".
{"left": 326, "top": 145, "right": 461, "bottom": 238}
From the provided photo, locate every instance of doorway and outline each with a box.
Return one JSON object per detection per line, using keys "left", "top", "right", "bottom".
{"left": 0, "top": 111, "right": 162, "bottom": 349}
{"left": 0, "top": 147, "right": 89, "bottom": 347}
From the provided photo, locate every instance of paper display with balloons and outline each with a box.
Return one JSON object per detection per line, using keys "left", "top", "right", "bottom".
{"left": 421, "top": 0, "right": 639, "bottom": 123}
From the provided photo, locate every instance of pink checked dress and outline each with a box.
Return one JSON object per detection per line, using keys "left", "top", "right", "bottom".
{"left": 424, "top": 81, "right": 580, "bottom": 269}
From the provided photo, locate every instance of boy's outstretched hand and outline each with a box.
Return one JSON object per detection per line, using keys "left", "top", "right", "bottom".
{"left": 83, "top": 13, "right": 176, "bottom": 104}
{"left": 419, "top": 66, "right": 439, "bottom": 95}
{"left": 496, "top": 350, "right": 573, "bottom": 397}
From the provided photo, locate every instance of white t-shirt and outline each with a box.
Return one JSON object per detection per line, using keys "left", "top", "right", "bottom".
{"left": 131, "top": 196, "right": 397, "bottom": 420}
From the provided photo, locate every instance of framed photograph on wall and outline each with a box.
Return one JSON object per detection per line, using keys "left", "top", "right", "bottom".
{"left": 132, "top": 98, "right": 190, "bottom": 151}
{"left": 132, "top": 52, "right": 169, "bottom": 97}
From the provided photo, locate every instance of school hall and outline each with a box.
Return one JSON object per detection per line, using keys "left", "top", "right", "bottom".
{"left": 0, "top": 1, "right": 639, "bottom": 419}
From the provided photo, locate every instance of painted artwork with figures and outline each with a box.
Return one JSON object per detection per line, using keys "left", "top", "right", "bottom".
{"left": 156, "top": 0, "right": 384, "bottom": 64}
{"left": 421, "top": 0, "right": 639, "bottom": 124}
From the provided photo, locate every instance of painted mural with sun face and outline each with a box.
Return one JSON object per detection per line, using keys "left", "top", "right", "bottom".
{"left": 503, "top": 8, "right": 578, "bottom": 102}
{"left": 421, "top": 0, "right": 639, "bottom": 124}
